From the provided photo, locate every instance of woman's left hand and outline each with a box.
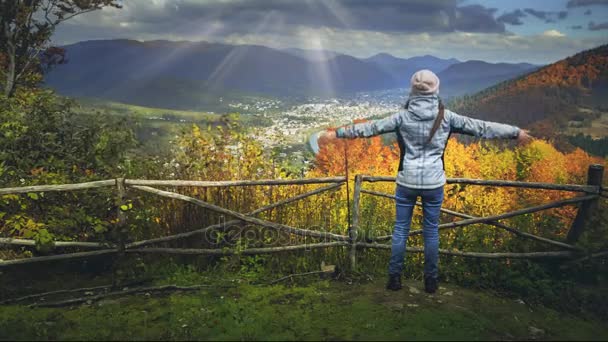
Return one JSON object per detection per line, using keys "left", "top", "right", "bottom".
{"left": 516, "top": 129, "right": 534, "bottom": 145}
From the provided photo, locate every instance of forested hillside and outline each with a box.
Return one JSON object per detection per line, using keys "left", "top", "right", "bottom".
{"left": 450, "top": 45, "right": 608, "bottom": 136}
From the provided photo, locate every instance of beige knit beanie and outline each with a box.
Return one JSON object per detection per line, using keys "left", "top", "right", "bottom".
{"left": 410, "top": 69, "right": 440, "bottom": 95}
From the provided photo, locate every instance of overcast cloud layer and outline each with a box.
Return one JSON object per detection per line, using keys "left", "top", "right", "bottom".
{"left": 52, "top": 0, "right": 608, "bottom": 64}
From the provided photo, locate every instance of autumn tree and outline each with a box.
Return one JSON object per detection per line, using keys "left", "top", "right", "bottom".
{"left": 0, "top": 0, "right": 121, "bottom": 97}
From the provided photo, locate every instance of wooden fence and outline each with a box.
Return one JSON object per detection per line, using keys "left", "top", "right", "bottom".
{"left": 0, "top": 164, "right": 605, "bottom": 271}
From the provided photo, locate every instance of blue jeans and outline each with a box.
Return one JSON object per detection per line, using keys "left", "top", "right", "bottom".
{"left": 388, "top": 184, "right": 444, "bottom": 279}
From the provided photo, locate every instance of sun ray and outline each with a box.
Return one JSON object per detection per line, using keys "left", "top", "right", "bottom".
{"left": 97, "top": 18, "right": 224, "bottom": 99}
{"left": 302, "top": 30, "right": 337, "bottom": 98}
{"left": 299, "top": 0, "right": 358, "bottom": 98}
{"left": 316, "top": 0, "right": 356, "bottom": 30}
{"left": 207, "top": 10, "right": 280, "bottom": 89}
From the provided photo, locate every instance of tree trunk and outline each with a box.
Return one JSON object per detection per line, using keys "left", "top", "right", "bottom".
{"left": 3, "top": 29, "right": 16, "bottom": 97}
{"left": 4, "top": 55, "right": 15, "bottom": 97}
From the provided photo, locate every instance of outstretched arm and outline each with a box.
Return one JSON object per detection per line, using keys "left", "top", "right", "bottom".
{"left": 448, "top": 110, "right": 522, "bottom": 139}
{"left": 332, "top": 112, "right": 402, "bottom": 139}
{"left": 449, "top": 110, "right": 533, "bottom": 144}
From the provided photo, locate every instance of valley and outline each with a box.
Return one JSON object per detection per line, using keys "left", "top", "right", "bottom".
{"left": 51, "top": 40, "right": 608, "bottom": 161}
{"left": 75, "top": 92, "right": 401, "bottom": 162}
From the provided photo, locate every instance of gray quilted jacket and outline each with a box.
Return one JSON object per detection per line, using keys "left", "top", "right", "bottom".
{"left": 336, "top": 94, "right": 520, "bottom": 189}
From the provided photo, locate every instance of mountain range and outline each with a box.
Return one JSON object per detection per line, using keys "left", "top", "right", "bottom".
{"left": 45, "top": 39, "right": 538, "bottom": 110}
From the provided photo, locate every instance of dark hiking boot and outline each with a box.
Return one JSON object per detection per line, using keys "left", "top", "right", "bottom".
{"left": 424, "top": 276, "right": 438, "bottom": 294}
{"left": 386, "top": 274, "right": 402, "bottom": 291}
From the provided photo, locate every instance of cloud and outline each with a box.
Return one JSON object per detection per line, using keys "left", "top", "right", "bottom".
{"left": 54, "top": 0, "right": 507, "bottom": 36}
{"left": 588, "top": 21, "right": 608, "bottom": 30}
{"left": 52, "top": 20, "right": 606, "bottom": 64}
{"left": 524, "top": 8, "right": 548, "bottom": 20}
{"left": 542, "top": 29, "right": 566, "bottom": 37}
{"left": 567, "top": 0, "right": 608, "bottom": 8}
{"left": 522, "top": 8, "right": 568, "bottom": 23}
{"left": 222, "top": 27, "right": 603, "bottom": 64}
{"left": 47, "top": 0, "right": 608, "bottom": 65}
{"left": 451, "top": 5, "right": 504, "bottom": 33}
{"left": 584, "top": 9, "right": 592, "bottom": 14}
{"left": 497, "top": 9, "right": 526, "bottom": 25}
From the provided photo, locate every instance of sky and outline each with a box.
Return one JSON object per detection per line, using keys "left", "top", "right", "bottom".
{"left": 52, "top": 0, "right": 608, "bottom": 64}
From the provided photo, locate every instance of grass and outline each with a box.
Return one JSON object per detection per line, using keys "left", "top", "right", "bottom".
{"left": 69, "top": 97, "right": 275, "bottom": 155}
{"left": 75, "top": 98, "right": 221, "bottom": 122}
{"left": 1, "top": 268, "right": 607, "bottom": 341}
{"left": 74, "top": 97, "right": 274, "bottom": 129}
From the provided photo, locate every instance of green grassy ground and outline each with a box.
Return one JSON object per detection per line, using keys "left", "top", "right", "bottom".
{"left": 69, "top": 97, "right": 276, "bottom": 155}
{"left": 1, "top": 275, "right": 607, "bottom": 341}
{"left": 75, "top": 98, "right": 221, "bottom": 122}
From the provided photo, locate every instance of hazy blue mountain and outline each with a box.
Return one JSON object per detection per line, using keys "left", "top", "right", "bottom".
{"left": 437, "top": 60, "right": 539, "bottom": 97}
{"left": 283, "top": 47, "right": 341, "bottom": 61}
{"left": 405, "top": 55, "right": 461, "bottom": 72}
{"left": 45, "top": 39, "right": 537, "bottom": 110}
{"left": 365, "top": 53, "right": 460, "bottom": 87}
{"left": 45, "top": 39, "right": 396, "bottom": 108}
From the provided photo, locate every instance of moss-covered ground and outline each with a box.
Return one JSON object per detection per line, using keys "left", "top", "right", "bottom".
{"left": 1, "top": 269, "right": 607, "bottom": 341}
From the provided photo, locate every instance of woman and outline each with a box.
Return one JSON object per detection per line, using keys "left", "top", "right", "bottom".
{"left": 322, "top": 69, "right": 533, "bottom": 293}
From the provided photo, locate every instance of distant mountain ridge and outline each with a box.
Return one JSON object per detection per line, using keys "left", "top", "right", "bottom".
{"left": 450, "top": 44, "right": 608, "bottom": 135}
{"left": 45, "top": 39, "right": 395, "bottom": 108}
{"left": 365, "top": 53, "right": 460, "bottom": 88}
{"left": 438, "top": 60, "right": 538, "bottom": 97}
{"left": 45, "top": 39, "right": 539, "bottom": 110}
{"left": 282, "top": 48, "right": 341, "bottom": 61}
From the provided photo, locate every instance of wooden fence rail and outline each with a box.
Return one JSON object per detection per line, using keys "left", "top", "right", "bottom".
{"left": 124, "top": 177, "right": 346, "bottom": 188}
{"left": 0, "top": 164, "right": 605, "bottom": 270}
{"left": 366, "top": 194, "right": 595, "bottom": 242}
{"left": 127, "top": 182, "right": 344, "bottom": 249}
{"left": 0, "top": 179, "right": 116, "bottom": 195}
{"left": 129, "top": 184, "right": 350, "bottom": 242}
{"left": 361, "top": 176, "right": 600, "bottom": 194}
{"left": 358, "top": 189, "right": 580, "bottom": 251}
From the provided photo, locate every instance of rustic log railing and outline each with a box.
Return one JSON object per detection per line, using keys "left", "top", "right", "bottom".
{"left": 0, "top": 164, "right": 605, "bottom": 271}
{"left": 0, "top": 176, "right": 349, "bottom": 267}
{"left": 349, "top": 164, "right": 605, "bottom": 269}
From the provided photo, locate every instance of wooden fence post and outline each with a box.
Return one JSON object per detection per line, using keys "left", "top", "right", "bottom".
{"left": 112, "top": 178, "right": 128, "bottom": 288}
{"left": 567, "top": 164, "right": 604, "bottom": 243}
{"left": 349, "top": 175, "right": 362, "bottom": 272}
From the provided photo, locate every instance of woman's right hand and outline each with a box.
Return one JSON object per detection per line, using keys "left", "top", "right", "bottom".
{"left": 517, "top": 129, "right": 534, "bottom": 145}
{"left": 319, "top": 130, "right": 337, "bottom": 140}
